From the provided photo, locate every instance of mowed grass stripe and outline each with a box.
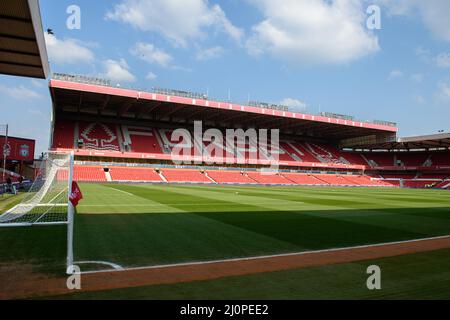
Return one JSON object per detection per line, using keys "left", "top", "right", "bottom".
{"left": 2, "top": 184, "right": 449, "bottom": 274}
{"left": 78, "top": 184, "right": 448, "bottom": 255}
{"left": 74, "top": 184, "right": 305, "bottom": 267}
{"left": 152, "top": 185, "right": 314, "bottom": 212}
{"left": 210, "top": 185, "right": 450, "bottom": 235}
{"left": 78, "top": 184, "right": 184, "bottom": 214}
{"left": 185, "top": 185, "right": 450, "bottom": 209}
{"left": 130, "top": 186, "right": 429, "bottom": 249}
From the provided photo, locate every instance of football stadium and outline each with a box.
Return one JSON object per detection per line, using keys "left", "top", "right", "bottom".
{"left": 0, "top": 0, "right": 450, "bottom": 302}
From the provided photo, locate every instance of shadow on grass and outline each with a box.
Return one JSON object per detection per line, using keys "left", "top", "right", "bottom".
{"left": 1, "top": 206, "right": 449, "bottom": 274}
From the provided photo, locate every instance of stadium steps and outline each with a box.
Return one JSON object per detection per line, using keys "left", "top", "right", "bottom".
{"left": 247, "top": 172, "right": 293, "bottom": 185}
{"left": 161, "top": 169, "right": 212, "bottom": 183}
{"left": 206, "top": 170, "right": 257, "bottom": 184}
{"left": 280, "top": 174, "right": 300, "bottom": 185}
{"left": 311, "top": 174, "right": 331, "bottom": 185}
{"left": 105, "top": 170, "right": 112, "bottom": 182}
{"left": 245, "top": 173, "right": 260, "bottom": 184}
{"left": 204, "top": 172, "right": 218, "bottom": 184}
{"left": 157, "top": 171, "right": 168, "bottom": 183}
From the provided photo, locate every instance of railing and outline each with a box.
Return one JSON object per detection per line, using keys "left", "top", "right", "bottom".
{"left": 373, "top": 120, "right": 397, "bottom": 127}
{"left": 249, "top": 101, "right": 289, "bottom": 112}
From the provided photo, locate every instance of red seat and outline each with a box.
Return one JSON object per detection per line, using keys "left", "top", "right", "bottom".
{"left": 109, "top": 167, "right": 162, "bottom": 182}
{"left": 207, "top": 170, "right": 256, "bottom": 184}
{"left": 247, "top": 172, "right": 293, "bottom": 184}
{"left": 162, "top": 169, "right": 211, "bottom": 183}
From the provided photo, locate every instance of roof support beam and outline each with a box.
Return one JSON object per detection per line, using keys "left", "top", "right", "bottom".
{"left": 156, "top": 104, "right": 185, "bottom": 121}
{"left": 77, "top": 93, "right": 83, "bottom": 113}
{"left": 0, "top": 48, "right": 40, "bottom": 57}
{"left": 0, "top": 60, "right": 40, "bottom": 68}
{"left": 0, "top": 14, "right": 32, "bottom": 23}
{"left": 0, "top": 33, "right": 35, "bottom": 42}
{"left": 98, "top": 95, "right": 110, "bottom": 112}
{"left": 185, "top": 108, "right": 206, "bottom": 122}
{"left": 118, "top": 100, "right": 135, "bottom": 117}
{"left": 135, "top": 103, "right": 164, "bottom": 119}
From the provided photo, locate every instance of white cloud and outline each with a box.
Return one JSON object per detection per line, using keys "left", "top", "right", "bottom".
{"left": 196, "top": 46, "right": 225, "bottom": 61}
{"left": 388, "top": 69, "right": 403, "bottom": 80}
{"left": 102, "top": 59, "right": 136, "bottom": 82}
{"left": 415, "top": 46, "right": 431, "bottom": 63}
{"left": 280, "top": 98, "right": 307, "bottom": 111}
{"left": 417, "top": 1, "right": 450, "bottom": 42}
{"left": 130, "top": 42, "right": 173, "bottom": 67}
{"left": 435, "top": 53, "right": 450, "bottom": 68}
{"left": 106, "top": 0, "right": 243, "bottom": 47}
{"left": 411, "top": 73, "right": 424, "bottom": 83}
{"left": 146, "top": 72, "right": 157, "bottom": 81}
{"left": 246, "top": 0, "right": 379, "bottom": 65}
{"left": 376, "top": 0, "right": 450, "bottom": 42}
{"left": 0, "top": 84, "right": 44, "bottom": 100}
{"left": 44, "top": 33, "right": 95, "bottom": 64}
{"left": 30, "top": 79, "right": 45, "bottom": 88}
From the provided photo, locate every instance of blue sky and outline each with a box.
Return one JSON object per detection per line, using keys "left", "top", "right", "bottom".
{"left": 1, "top": 0, "right": 450, "bottom": 154}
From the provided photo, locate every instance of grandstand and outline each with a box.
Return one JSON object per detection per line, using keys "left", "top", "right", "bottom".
{"left": 47, "top": 74, "right": 450, "bottom": 189}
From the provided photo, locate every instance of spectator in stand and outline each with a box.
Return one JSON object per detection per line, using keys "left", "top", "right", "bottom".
{"left": 6, "top": 177, "right": 12, "bottom": 193}
{"left": 18, "top": 176, "right": 24, "bottom": 190}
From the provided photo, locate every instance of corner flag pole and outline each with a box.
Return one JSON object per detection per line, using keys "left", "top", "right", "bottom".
{"left": 67, "top": 151, "right": 75, "bottom": 274}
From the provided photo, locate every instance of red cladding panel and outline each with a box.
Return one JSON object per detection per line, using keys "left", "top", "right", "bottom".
{"left": 0, "top": 137, "right": 35, "bottom": 161}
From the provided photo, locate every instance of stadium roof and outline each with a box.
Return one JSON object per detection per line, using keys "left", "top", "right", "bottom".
{"left": 0, "top": 0, "right": 49, "bottom": 78}
{"left": 49, "top": 76, "right": 398, "bottom": 141}
{"left": 347, "top": 133, "right": 450, "bottom": 150}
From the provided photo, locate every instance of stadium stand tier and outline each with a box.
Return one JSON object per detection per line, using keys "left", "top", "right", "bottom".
{"left": 48, "top": 75, "right": 450, "bottom": 190}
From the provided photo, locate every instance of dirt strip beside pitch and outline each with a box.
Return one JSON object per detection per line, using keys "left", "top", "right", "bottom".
{"left": 2, "top": 236, "right": 450, "bottom": 299}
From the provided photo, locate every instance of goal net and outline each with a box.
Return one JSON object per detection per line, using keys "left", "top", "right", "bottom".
{"left": 0, "top": 152, "right": 73, "bottom": 226}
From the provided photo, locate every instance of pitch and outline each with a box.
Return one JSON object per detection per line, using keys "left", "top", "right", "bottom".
{"left": 1, "top": 184, "right": 449, "bottom": 299}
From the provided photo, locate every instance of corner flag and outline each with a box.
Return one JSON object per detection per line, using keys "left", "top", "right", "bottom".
{"left": 69, "top": 181, "right": 83, "bottom": 207}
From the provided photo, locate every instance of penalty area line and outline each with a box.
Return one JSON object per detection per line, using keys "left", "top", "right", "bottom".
{"left": 80, "top": 234, "right": 450, "bottom": 275}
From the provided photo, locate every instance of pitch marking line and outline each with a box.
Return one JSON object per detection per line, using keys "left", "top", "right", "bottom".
{"left": 75, "top": 261, "right": 124, "bottom": 270}
{"left": 80, "top": 234, "right": 450, "bottom": 275}
{"left": 107, "top": 187, "right": 134, "bottom": 197}
{"left": 78, "top": 202, "right": 304, "bottom": 207}
{"left": 48, "top": 188, "right": 68, "bottom": 204}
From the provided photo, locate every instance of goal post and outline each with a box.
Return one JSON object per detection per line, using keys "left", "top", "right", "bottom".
{"left": 67, "top": 152, "right": 75, "bottom": 273}
{"left": 0, "top": 151, "right": 75, "bottom": 273}
{"left": 1, "top": 124, "right": 8, "bottom": 183}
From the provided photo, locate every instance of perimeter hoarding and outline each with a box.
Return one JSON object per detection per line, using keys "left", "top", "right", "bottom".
{"left": 0, "top": 136, "right": 35, "bottom": 162}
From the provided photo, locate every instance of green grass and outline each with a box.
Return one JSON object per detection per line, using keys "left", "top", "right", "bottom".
{"left": 74, "top": 184, "right": 450, "bottom": 269}
{"left": 50, "top": 248, "right": 450, "bottom": 300}
{"left": 1, "top": 184, "right": 449, "bottom": 275}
